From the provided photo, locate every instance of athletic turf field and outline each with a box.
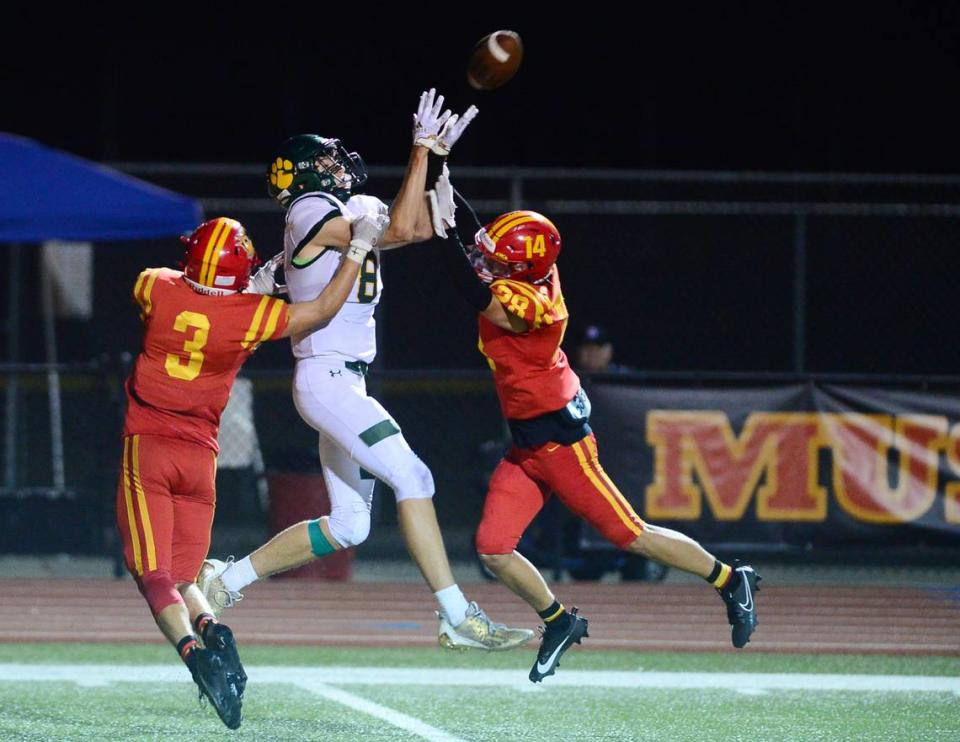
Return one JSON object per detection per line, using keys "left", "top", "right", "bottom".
{"left": 1, "top": 644, "right": 957, "bottom": 741}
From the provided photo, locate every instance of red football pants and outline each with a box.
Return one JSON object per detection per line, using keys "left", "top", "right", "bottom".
{"left": 115, "top": 434, "right": 216, "bottom": 587}
{"left": 476, "top": 433, "right": 646, "bottom": 554}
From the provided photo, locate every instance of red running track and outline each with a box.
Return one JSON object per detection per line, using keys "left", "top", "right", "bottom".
{"left": 0, "top": 579, "right": 957, "bottom": 655}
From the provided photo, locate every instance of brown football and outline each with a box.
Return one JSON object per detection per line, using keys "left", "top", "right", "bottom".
{"left": 467, "top": 30, "right": 523, "bottom": 91}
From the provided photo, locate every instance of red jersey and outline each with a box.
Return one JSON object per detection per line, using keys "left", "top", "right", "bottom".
{"left": 123, "top": 268, "right": 290, "bottom": 452}
{"left": 478, "top": 266, "right": 581, "bottom": 420}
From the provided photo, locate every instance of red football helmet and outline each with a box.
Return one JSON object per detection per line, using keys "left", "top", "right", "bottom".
{"left": 472, "top": 210, "right": 561, "bottom": 283}
{"left": 180, "top": 217, "right": 260, "bottom": 295}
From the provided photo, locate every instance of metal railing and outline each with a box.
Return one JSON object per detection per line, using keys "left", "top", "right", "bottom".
{"left": 111, "top": 163, "right": 960, "bottom": 376}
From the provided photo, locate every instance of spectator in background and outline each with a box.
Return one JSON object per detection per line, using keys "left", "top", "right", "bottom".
{"left": 429, "top": 165, "right": 761, "bottom": 683}
{"left": 573, "top": 324, "right": 667, "bottom": 582}
{"left": 575, "top": 324, "right": 631, "bottom": 375}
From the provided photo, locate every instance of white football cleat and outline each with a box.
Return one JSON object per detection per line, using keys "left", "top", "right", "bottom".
{"left": 438, "top": 601, "right": 535, "bottom": 651}
{"left": 197, "top": 557, "right": 243, "bottom": 618}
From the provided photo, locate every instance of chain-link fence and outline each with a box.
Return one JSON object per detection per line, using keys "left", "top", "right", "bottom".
{"left": 0, "top": 364, "right": 510, "bottom": 562}
{"left": 5, "top": 166, "right": 960, "bottom": 568}
{"left": 47, "top": 164, "right": 960, "bottom": 375}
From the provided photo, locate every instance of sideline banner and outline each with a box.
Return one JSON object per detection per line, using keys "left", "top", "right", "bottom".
{"left": 586, "top": 381, "right": 960, "bottom": 548}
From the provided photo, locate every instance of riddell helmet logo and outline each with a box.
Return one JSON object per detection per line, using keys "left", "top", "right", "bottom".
{"left": 270, "top": 158, "right": 294, "bottom": 190}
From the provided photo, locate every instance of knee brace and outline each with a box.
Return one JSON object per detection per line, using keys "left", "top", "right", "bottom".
{"left": 137, "top": 569, "right": 183, "bottom": 617}
{"left": 326, "top": 501, "right": 372, "bottom": 548}
{"left": 390, "top": 457, "right": 435, "bottom": 502}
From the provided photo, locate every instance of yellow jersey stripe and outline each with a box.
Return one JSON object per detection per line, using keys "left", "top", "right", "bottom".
{"left": 131, "top": 435, "right": 157, "bottom": 572}
{"left": 203, "top": 218, "right": 235, "bottom": 287}
{"left": 501, "top": 280, "right": 545, "bottom": 328}
{"left": 491, "top": 215, "right": 537, "bottom": 240}
{"left": 572, "top": 440, "right": 644, "bottom": 538}
{"left": 141, "top": 271, "right": 159, "bottom": 318}
{"left": 121, "top": 437, "right": 143, "bottom": 576}
{"left": 477, "top": 336, "right": 496, "bottom": 372}
{"left": 198, "top": 218, "right": 228, "bottom": 286}
{"left": 257, "top": 298, "right": 286, "bottom": 343}
{"left": 501, "top": 279, "right": 548, "bottom": 309}
{"left": 503, "top": 278, "right": 556, "bottom": 313}
{"left": 133, "top": 272, "right": 147, "bottom": 307}
{"left": 241, "top": 296, "right": 271, "bottom": 349}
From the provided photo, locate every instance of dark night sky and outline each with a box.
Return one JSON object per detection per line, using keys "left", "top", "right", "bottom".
{"left": 7, "top": 5, "right": 960, "bottom": 374}
{"left": 6, "top": 4, "right": 960, "bottom": 173}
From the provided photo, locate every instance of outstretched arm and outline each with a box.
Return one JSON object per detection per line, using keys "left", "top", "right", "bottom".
{"left": 381, "top": 145, "right": 433, "bottom": 247}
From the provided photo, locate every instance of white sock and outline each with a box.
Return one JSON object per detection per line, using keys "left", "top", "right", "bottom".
{"left": 434, "top": 584, "right": 469, "bottom": 626}
{"left": 221, "top": 556, "right": 259, "bottom": 592}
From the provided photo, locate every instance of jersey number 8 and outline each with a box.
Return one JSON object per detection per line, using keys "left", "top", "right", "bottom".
{"left": 357, "top": 252, "right": 379, "bottom": 303}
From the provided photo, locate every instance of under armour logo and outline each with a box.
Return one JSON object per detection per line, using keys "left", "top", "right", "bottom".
{"left": 329, "top": 369, "right": 342, "bottom": 377}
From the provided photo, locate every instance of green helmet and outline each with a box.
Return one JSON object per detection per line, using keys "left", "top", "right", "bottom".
{"left": 266, "top": 134, "right": 368, "bottom": 208}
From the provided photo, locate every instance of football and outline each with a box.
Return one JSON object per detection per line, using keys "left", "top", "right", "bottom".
{"left": 467, "top": 30, "right": 523, "bottom": 91}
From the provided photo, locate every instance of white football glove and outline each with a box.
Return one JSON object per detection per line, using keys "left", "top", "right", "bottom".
{"left": 246, "top": 252, "right": 287, "bottom": 295}
{"left": 432, "top": 105, "right": 479, "bottom": 156}
{"left": 428, "top": 163, "right": 457, "bottom": 237}
{"left": 412, "top": 88, "right": 453, "bottom": 149}
{"left": 346, "top": 212, "right": 391, "bottom": 263}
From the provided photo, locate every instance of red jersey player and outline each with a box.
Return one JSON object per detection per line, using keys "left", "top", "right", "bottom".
{"left": 429, "top": 167, "right": 761, "bottom": 683}
{"left": 117, "top": 213, "right": 386, "bottom": 727}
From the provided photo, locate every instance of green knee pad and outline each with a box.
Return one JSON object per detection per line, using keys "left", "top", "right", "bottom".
{"left": 307, "top": 519, "right": 337, "bottom": 557}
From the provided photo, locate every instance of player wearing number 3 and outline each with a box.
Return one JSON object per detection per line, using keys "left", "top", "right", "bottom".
{"left": 199, "top": 89, "right": 534, "bottom": 652}
{"left": 117, "top": 213, "right": 385, "bottom": 728}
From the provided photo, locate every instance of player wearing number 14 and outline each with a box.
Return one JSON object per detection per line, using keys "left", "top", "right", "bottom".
{"left": 429, "top": 166, "right": 762, "bottom": 683}
{"left": 116, "top": 214, "right": 383, "bottom": 729}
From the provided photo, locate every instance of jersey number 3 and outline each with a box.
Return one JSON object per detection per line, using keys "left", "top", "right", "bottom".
{"left": 164, "top": 311, "right": 210, "bottom": 381}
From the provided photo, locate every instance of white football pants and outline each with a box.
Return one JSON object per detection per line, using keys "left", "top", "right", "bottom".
{"left": 291, "top": 358, "right": 435, "bottom": 548}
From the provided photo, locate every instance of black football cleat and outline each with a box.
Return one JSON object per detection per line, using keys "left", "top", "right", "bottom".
{"left": 204, "top": 622, "right": 248, "bottom": 698}
{"left": 528, "top": 608, "right": 589, "bottom": 683}
{"left": 719, "top": 561, "right": 761, "bottom": 648}
{"left": 187, "top": 647, "right": 243, "bottom": 730}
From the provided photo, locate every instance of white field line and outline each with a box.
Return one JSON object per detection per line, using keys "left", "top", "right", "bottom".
{"left": 296, "top": 680, "right": 468, "bottom": 742}
{"left": 0, "top": 663, "right": 958, "bottom": 693}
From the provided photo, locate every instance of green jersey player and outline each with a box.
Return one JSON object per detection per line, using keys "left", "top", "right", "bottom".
{"left": 201, "top": 89, "right": 534, "bottom": 652}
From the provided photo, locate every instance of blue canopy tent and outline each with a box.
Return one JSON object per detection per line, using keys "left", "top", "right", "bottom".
{"left": 0, "top": 133, "right": 201, "bottom": 241}
{"left": 0, "top": 133, "right": 202, "bottom": 494}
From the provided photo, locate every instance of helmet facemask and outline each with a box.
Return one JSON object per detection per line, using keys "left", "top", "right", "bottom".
{"left": 313, "top": 139, "right": 368, "bottom": 200}
{"left": 466, "top": 226, "right": 525, "bottom": 283}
